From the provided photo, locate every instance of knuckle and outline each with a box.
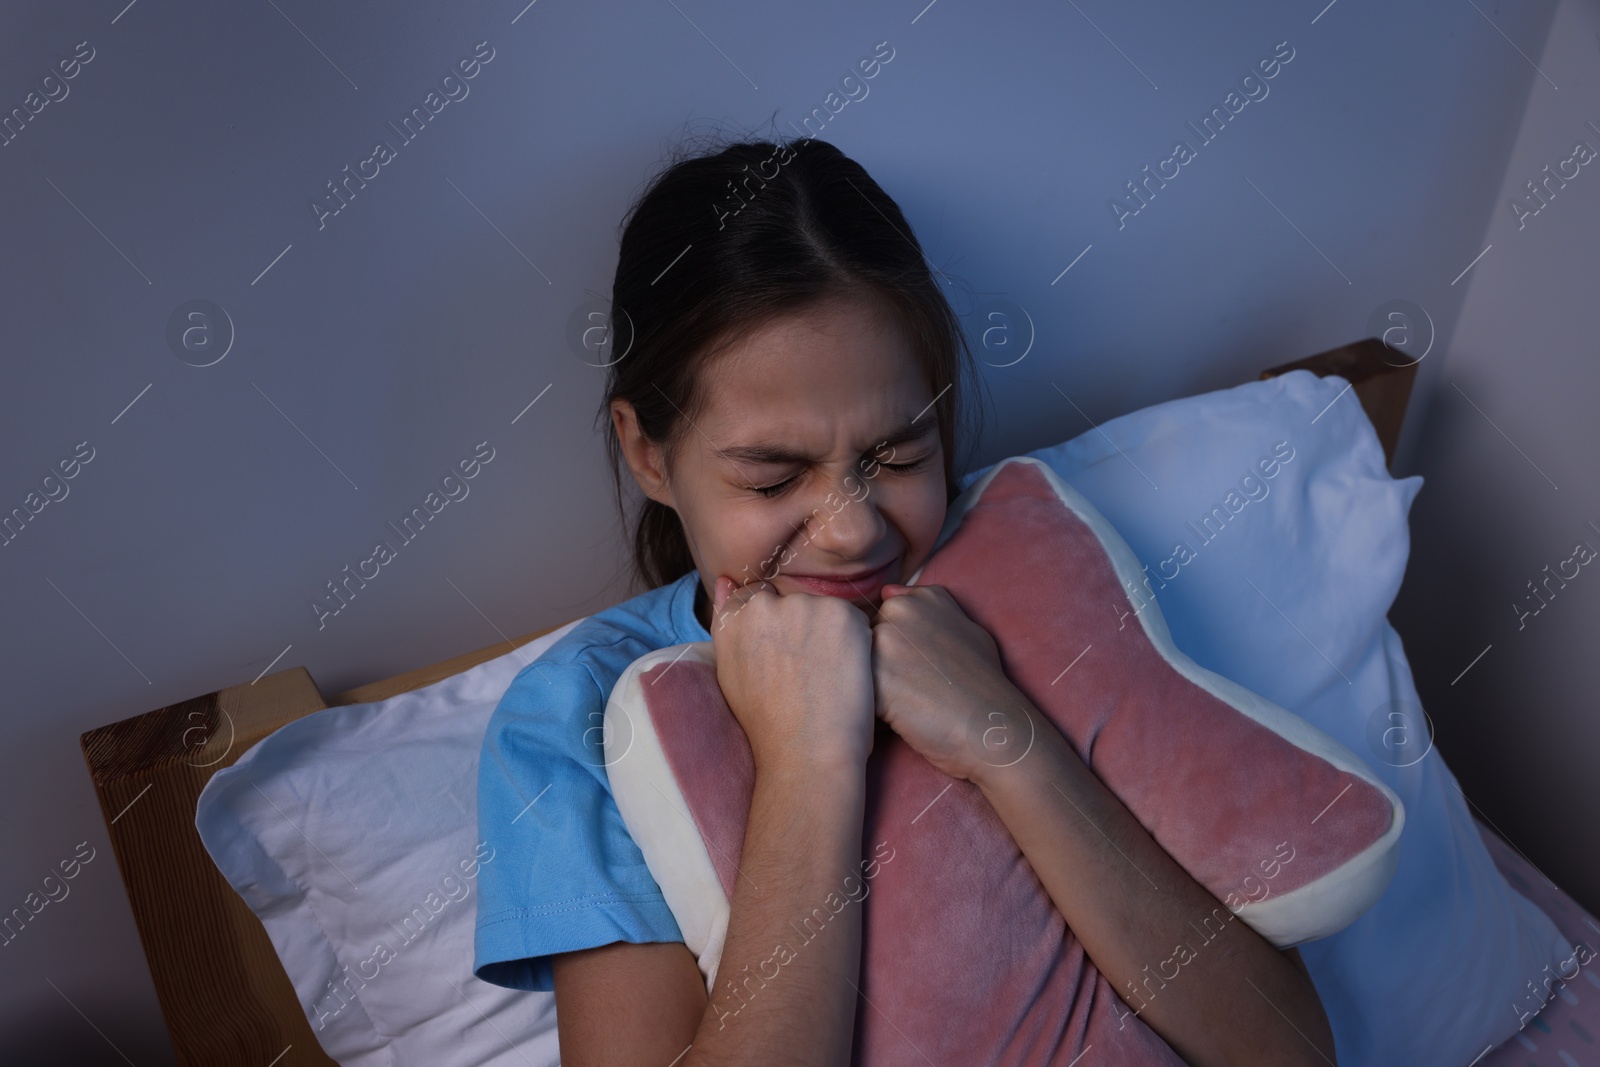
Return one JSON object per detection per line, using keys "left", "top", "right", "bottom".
{"left": 817, "top": 595, "right": 853, "bottom": 622}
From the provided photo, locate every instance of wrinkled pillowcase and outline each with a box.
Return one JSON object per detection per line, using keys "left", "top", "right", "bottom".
{"left": 195, "top": 626, "right": 577, "bottom": 1067}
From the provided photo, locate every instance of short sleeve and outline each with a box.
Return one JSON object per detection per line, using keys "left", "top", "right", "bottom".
{"left": 473, "top": 655, "right": 684, "bottom": 990}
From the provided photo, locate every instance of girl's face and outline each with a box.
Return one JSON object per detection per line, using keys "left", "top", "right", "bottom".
{"left": 612, "top": 291, "right": 950, "bottom": 628}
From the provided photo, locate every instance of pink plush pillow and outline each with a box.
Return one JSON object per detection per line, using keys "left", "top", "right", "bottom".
{"left": 603, "top": 455, "right": 1404, "bottom": 1064}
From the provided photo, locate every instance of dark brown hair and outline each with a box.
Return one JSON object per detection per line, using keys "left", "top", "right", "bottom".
{"left": 597, "top": 133, "right": 985, "bottom": 591}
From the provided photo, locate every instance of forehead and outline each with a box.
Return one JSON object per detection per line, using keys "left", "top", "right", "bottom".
{"left": 695, "top": 294, "right": 933, "bottom": 451}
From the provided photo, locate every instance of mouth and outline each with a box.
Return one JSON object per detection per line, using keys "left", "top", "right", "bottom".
{"left": 781, "top": 556, "right": 900, "bottom": 600}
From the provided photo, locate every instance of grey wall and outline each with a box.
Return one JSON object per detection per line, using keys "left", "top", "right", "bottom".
{"left": 0, "top": 0, "right": 1568, "bottom": 1061}
{"left": 1389, "top": 0, "right": 1600, "bottom": 931}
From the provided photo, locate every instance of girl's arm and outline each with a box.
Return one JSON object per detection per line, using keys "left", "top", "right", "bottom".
{"left": 971, "top": 706, "right": 1338, "bottom": 1067}
{"left": 868, "top": 583, "right": 1337, "bottom": 1067}
{"left": 552, "top": 756, "right": 868, "bottom": 1067}
{"left": 700, "top": 757, "right": 869, "bottom": 1063}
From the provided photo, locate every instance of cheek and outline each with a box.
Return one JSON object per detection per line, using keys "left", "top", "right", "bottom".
{"left": 706, "top": 504, "right": 805, "bottom": 579}
{"left": 674, "top": 474, "right": 782, "bottom": 578}
{"left": 893, "top": 475, "right": 949, "bottom": 567}
{"left": 916, "top": 485, "right": 948, "bottom": 546}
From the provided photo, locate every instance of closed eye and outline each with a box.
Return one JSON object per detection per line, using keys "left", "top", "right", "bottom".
{"left": 752, "top": 456, "right": 930, "bottom": 498}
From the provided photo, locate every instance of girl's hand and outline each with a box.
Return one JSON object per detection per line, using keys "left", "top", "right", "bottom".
{"left": 709, "top": 574, "right": 877, "bottom": 776}
{"left": 869, "top": 583, "right": 1036, "bottom": 782}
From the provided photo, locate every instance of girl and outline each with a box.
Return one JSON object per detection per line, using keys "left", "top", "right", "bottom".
{"left": 473, "top": 135, "right": 1336, "bottom": 1066}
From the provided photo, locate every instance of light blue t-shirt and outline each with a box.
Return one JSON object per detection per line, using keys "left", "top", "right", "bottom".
{"left": 473, "top": 568, "right": 712, "bottom": 990}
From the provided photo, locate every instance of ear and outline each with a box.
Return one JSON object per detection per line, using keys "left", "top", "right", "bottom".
{"left": 610, "top": 399, "right": 676, "bottom": 508}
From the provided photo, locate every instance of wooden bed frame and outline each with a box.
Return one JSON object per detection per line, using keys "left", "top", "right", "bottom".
{"left": 79, "top": 339, "right": 1417, "bottom": 1067}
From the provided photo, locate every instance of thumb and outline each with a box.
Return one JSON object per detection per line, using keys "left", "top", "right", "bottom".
{"left": 713, "top": 575, "right": 731, "bottom": 613}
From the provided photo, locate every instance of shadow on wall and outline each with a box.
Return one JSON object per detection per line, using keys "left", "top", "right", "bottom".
{"left": 7, "top": 998, "right": 178, "bottom": 1067}
{"left": 1392, "top": 368, "right": 1598, "bottom": 917}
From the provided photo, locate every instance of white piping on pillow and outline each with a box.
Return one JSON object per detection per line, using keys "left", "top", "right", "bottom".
{"left": 604, "top": 642, "right": 732, "bottom": 990}
{"left": 906, "top": 455, "right": 1406, "bottom": 946}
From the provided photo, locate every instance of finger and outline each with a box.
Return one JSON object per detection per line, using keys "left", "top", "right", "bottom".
{"left": 899, "top": 583, "right": 951, "bottom": 608}
{"left": 730, "top": 576, "right": 774, "bottom": 607}
{"left": 713, "top": 575, "right": 732, "bottom": 613}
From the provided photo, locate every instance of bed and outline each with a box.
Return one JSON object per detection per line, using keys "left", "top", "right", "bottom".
{"left": 78, "top": 339, "right": 1599, "bottom": 1067}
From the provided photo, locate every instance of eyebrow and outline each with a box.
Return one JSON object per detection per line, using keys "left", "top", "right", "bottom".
{"left": 718, "top": 412, "right": 939, "bottom": 466}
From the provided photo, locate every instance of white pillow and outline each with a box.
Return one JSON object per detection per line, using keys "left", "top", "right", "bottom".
{"left": 961, "top": 369, "right": 1574, "bottom": 1067}
{"left": 196, "top": 623, "right": 580, "bottom": 1067}
{"left": 196, "top": 368, "right": 1573, "bottom": 1067}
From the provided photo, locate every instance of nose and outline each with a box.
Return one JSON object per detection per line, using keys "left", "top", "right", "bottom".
{"left": 802, "top": 468, "right": 887, "bottom": 557}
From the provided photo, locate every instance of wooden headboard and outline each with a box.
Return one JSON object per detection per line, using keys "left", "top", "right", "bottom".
{"left": 79, "top": 338, "right": 1416, "bottom": 1067}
